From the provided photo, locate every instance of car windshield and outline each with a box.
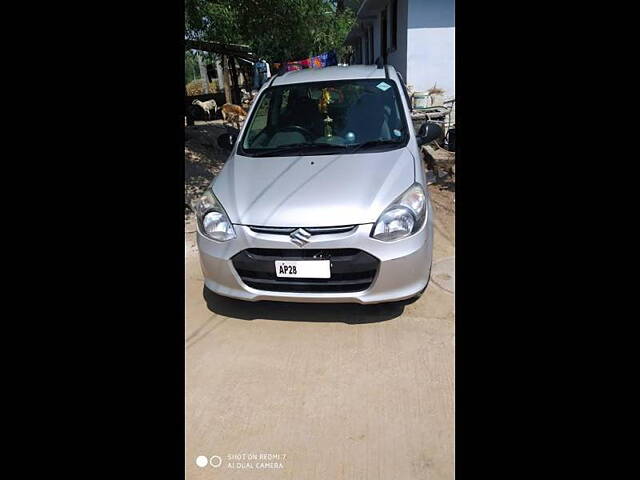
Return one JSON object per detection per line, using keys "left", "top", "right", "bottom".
{"left": 239, "top": 79, "right": 409, "bottom": 156}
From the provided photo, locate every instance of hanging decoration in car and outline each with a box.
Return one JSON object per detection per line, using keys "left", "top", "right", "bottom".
{"left": 319, "top": 88, "right": 333, "bottom": 137}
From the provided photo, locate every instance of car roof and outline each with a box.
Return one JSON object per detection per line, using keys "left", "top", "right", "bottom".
{"left": 271, "top": 64, "right": 395, "bottom": 86}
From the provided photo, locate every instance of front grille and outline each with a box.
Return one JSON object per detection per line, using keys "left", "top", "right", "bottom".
{"left": 248, "top": 225, "right": 356, "bottom": 235}
{"left": 231, "top": 248, "right": 379, "bottom": 293}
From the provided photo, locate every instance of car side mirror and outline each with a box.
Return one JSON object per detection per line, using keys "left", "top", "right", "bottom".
{"left": 217, "top": 133, "right": 237, "bottom": 151}
{"left": 417, "top": 121, "right": 444, "bottom": 147}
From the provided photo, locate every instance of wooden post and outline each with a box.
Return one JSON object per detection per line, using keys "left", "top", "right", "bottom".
{"left": 222, "top": 55, "right": 233, "bottom": 105}
{"left": 197, "top": 53, "right": 209, "bottom": 94}
{"left": 185, "top": 86, "right": 195, "bottom": 126}
{"left": 215, "top": 59, "right": 224, "bottom": 92}
{"left": 229, "top": 57, "right": 241, "bottom": 105}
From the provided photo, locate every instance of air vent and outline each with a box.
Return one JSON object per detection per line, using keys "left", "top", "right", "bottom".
{"left": 231, "top": 248, "right": 379, "bottom": 293}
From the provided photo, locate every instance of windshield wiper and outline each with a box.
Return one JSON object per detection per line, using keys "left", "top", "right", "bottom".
{"left": 250, "top": 142, "right": 348, "bottom": 157}
{"left": 347, "top": 139, "right": 404, "bottom": 153}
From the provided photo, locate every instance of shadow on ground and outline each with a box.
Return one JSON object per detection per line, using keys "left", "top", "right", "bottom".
{"left": 436, "top": 177, "right": 455, "bottom": 192}
{"left": 203, "top": 287, "right": 418, "bottom": 324}
{"left": 185, "top": 122, "right": 239, "bottom": 215}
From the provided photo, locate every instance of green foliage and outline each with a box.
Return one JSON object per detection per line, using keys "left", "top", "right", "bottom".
{"left": 185, "top": 0, "right": 356, "bottom": 63}
{"left": 186, "top": 0, "right": 241, "bottom": 45}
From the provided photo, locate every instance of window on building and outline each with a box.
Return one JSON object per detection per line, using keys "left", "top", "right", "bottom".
{"left": 391, "top": 0, "right": 398, "bottom": 50}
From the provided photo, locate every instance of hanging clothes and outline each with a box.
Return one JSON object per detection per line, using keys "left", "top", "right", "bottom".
{"left": 310, "top": 55, "right": 324, "bottom": 68}
{"left": 320, "top": 51, "right": 338, "bottom": 67}
{"left": 285, "top": 62, "right": 304, "bottom": 72}
{"left": 253, "top": 59, "right": 271, "bottom": 90}
{"left": 281, "top": 51, "right": 338, "bottom": 73}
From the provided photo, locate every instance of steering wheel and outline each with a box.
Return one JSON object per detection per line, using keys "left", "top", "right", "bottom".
{"left": 278, "top": 125, "right": 314, "bottom": 141}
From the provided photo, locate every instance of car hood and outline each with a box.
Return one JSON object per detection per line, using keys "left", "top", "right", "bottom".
{"left": 212, "top": 148, "right": 416, "bottom": 227}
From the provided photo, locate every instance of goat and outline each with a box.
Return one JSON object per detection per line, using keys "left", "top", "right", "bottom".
{"left": 240, "top": 88, "right": 257, "bottom": 110}
{"left": 220, "top": 103, "right": 247, "bottom": 129}
{"left": 186, "top": 104, "right": 205, "bottom": 123}
{"left": 192, "top": 99, "right": 218, "bottom": 120}
{"left": 241, "top": 88, "right": 256, "bottom": 102}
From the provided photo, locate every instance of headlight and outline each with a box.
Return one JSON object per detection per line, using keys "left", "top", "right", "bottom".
{"left": 371, "top": 184, "right": 427, "bottom": 241}
{"left": 194, "top": 189, "right": 236, "bottom": 241}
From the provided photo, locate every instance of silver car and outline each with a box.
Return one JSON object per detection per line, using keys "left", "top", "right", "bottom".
{"left": 194, "top": 64, "right": 442, "bottom": 304}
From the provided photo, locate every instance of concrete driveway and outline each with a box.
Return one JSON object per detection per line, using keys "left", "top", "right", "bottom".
{"left": 185, "top": 185, "right": 454, "bottom": 480}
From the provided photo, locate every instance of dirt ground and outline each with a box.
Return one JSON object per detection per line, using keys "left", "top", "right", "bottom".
{"left": 185, "top": 121, "right": 231, "bottom": 212}
{"left": 185, "top": 120, "right": 455, "bottom": 479}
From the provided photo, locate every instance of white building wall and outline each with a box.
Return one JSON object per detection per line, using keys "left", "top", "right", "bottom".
{"left": 346, "top": 0, "right": 454, "bottom": 98}
{"left": 406, "top": 0, "right": 455, "bottom": 98}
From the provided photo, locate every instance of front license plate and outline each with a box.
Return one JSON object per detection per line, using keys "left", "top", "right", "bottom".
{"left": 275, "top": 260, "right": 330, "bottom": 278}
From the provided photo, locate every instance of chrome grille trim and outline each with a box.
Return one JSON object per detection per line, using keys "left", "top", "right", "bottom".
{"left": 248, "top": 226, "right": 296, "bottom": 234}
{"left": 249, "top": 225, "right": 356, "bottom": 235}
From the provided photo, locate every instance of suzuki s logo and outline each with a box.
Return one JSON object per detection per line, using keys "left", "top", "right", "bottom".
{"left": 290, "top": 228, "right": 311, "bottom": 247}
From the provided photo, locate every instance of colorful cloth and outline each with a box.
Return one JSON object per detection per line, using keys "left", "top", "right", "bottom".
{"left": 284, "top": 51, "right": 337, "bottom": 71}
{"left": 312, "top": 51, "right": 337, "bottom": 68}
{"left": 285, "top": 62, "right": 304, "bottom": 71}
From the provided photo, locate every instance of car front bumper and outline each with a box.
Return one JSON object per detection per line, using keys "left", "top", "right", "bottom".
{"left": 196, "top": 220, "right": 433, "bottom": 304}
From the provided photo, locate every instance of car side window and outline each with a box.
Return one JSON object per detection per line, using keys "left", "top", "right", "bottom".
{"left": 245, "top": 90, "right": 272, "bottom": 145}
